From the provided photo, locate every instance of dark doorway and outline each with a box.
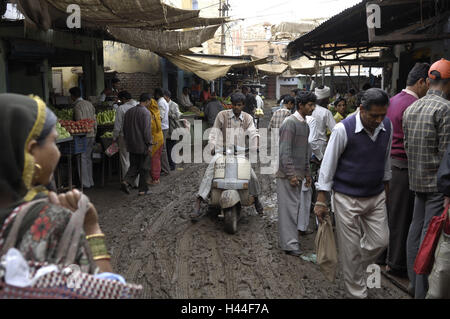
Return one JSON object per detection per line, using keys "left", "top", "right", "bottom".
{"left": 398, "top": 47, "right": 431, "bottom": 94}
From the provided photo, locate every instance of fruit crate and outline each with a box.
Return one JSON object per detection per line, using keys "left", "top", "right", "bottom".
{"left": 58, "top": 134, "right": 87, "bottom": 155}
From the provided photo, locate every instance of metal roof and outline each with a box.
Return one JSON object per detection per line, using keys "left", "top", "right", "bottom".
{"left": 287, "top": 0, "right": 450, "bottom": 61}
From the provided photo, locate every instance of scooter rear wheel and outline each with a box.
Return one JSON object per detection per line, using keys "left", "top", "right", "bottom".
{"left": 224, "top": 205, "right": 239, "bottom": 234}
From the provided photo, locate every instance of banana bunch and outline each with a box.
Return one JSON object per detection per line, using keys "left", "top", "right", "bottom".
{"left": 97, "top": 110, "right": 116, "bottom": 125}
{"left": 101, "top": 131, "right": 114, "bottom": 138}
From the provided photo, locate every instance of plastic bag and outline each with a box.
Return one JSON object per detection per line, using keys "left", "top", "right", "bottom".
{"left": 315, "top": 215, "right": 338, "bottom": 282}
{"left": 414, "top": 204, "right": 449, "bottom": 275}
{"left": 105, "top": 142, "right": 119, "bottom": 157}
{"left": 426, "top": 215, "right": 450, "bottom": 299}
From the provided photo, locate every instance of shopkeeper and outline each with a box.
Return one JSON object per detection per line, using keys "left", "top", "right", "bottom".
{"left": 70, "top": 87, "right": 97, "bottom": 189}
{"left": 99, "top": 78, "right": 121, "bottom": 109}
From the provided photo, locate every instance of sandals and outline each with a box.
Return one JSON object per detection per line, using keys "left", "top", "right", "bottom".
{"left": 120, "top": 182, "right": 131, "bottom": 194}
{"left": 147, "top": 179, "right": 160, "bottom": 186}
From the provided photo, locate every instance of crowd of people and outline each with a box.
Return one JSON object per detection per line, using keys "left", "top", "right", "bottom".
{"left": 273, "top": 58, "right": 450, "bottom": 299}
{"left": 0, "top": 57, "right": 449, "bottom": 299}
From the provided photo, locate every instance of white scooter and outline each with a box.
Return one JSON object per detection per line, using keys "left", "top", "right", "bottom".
{"left": 209, "top": 146, "right": 255, "bottom": 234}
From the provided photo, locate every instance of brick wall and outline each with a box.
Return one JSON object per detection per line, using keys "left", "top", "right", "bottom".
{"left": 116, "top": 72, "right": 162, "bottom": 100}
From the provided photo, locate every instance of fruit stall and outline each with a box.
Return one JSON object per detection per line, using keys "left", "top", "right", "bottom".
{"left": 180, "top": 109, "right": 207, "bottom": 146}
{"left": 53, "top": 105, "right": 119, "bottom": 191}
{"left": 54, "top": 118, "right": 95, "bottom": 192}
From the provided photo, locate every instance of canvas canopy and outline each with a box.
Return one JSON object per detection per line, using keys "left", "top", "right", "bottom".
{"left": 108, "top": 25, "right": 221, "bottom": 53}
{"left": 255, "top": 63, "right": 288, "bottom": 75}
{"left": 14, "top": 0, "right": 226, "bottom": 53}
{"left": 255, "top": 56, "right": 339, "bottom": 76}
{"left": 162, "top": 53, "right": 270, "bottom": 81}
{"left": 15, "top": 0, "right": 227, "bottom": 30}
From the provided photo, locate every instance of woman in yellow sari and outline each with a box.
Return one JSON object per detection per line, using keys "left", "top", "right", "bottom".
{"left": 146, "top": 98, "right": 164, "bottom": 185}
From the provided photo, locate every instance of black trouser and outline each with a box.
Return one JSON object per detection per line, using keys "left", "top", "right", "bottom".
{"left": 125, "top": 153, "right": 150, "bottom": 192}
{"left": 166, "top": 139, "right": 177, "bottom": 170}
{"left": 385, "top": 165, "right": 415, "bottom": 273}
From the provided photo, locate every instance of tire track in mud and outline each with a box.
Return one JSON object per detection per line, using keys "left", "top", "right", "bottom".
{"left": 92, "top": 102, "right": 410, "bottom": 299}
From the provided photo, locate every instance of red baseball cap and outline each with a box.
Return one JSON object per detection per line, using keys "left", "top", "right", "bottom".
{"left": 429, "top": 58, "right": 450, "bottom": 80}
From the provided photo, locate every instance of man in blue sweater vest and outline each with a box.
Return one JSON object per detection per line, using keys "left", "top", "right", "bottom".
{"left": 314, "top": 88, "right": 393, "bottom": 298}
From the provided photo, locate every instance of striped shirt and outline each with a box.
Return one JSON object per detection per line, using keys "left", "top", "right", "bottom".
{"left": 209, "top": 110, "right": 259, "bottom": 151}
{"left": 268, "top": 106, "right": 291, "bottom": 131}
{"left": 403, "top": 89, "right": 450, "bottom": 193}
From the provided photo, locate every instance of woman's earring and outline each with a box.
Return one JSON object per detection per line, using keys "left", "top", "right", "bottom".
{"left": 34, "top": 163, "right": 42, "bottom": 180}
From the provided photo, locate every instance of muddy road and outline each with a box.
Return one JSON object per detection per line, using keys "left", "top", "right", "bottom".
{"left": 87, "top": 102, "right": 410, "bottom": 299}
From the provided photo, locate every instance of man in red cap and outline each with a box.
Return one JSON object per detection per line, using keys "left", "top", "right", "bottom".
{"left": 403, "top": 58, "right": 450, "bottom": 298}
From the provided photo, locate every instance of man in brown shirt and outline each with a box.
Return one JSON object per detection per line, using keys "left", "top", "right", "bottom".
{"left": 191, "top": 93, "right": 263, "bottom": 219}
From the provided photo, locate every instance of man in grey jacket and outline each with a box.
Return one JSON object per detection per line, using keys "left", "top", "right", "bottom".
{"left": 121, "top": 93, "right": 153, "bottom": 196}
{"left": 277, "top": 91, "right": 316, "bottom": 257}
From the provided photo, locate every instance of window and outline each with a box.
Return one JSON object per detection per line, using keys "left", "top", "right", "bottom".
{"left": 247, "top": 48, "right": 254, "bottom": 54}
{"left": 269, "top": 48, "right": 275, "bottom": 54}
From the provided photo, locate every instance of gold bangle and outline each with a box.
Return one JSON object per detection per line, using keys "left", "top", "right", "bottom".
{"left": 93, "top": 255, "right": 111, "bottom": 261}
{"left": 86, "top": 233, "right": 106, "bottom": 240}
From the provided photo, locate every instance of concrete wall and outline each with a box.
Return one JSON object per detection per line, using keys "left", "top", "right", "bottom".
{"left": 52, "top": 67, "right": 79, "bottom": 96}
{"left": 243, "top": 40, "right": 287, "bottom": 62}
{"left": 103, "top": 41, "right": 160, "bottom": 74}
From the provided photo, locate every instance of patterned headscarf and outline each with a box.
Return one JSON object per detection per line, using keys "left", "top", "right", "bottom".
{"left": 0, "top": 93, "right": 55, "bottom": 204}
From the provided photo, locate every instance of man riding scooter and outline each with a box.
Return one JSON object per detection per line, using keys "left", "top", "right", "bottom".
{"left": 190, "top": 92, "right": 264, "bottom": 220}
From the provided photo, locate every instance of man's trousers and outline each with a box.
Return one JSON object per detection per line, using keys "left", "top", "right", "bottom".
{"left": 333, "top": 191, "right": 389, "bottom": 298}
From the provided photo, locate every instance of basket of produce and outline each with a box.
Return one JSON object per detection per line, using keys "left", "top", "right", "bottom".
{"left": 52, "top": 108, "right": 74, "bottom": 121}
{"left": 100, "top": 131, "right": 114, "bottom": 150}
{"left": 218, "top": 96, "right": 232, "bottom": 109}
{"left": 97, "top": 110, "right": 116, "bottom": 126}
{"left": 58, "top": 119, "right": 95, "bottom": 135}
{"left": 56, "top": 122, "right": 71, "bottom": 141}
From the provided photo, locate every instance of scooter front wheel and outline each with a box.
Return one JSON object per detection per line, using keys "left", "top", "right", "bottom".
{"left": 224, "top": 205, "right": 239, "bottom": 234}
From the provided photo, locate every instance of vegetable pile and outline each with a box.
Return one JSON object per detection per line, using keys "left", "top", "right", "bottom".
{"left": 97, "top": 110, "right": 116, "bottom": 125}
{"left": 59, "top": 119, "right": 95, "bottom": 135}
{"left": 101, "top": 131, "right": 114, "bottom": 138}
{"left": 56, "top": 122, "right": 71, "bottom": 140}
{"left": 54, "top": 109, "right": 73, "bottom": 121}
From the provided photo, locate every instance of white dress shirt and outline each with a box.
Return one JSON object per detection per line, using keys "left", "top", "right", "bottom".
{"left": 158, "top": 97, "right": 170, "bottom": 130}
{"left": 311, "top": 105, "right": 336, "bottom": 159}
{"left": 113, "top": 99, "right": 138, "bottom": 139}
{"left": 180, "top": 93, "right": 193, "bottom": 108}
{"left": 255, "top": 95, "right": 264, "bottom": 109}
{"left": 317, "top": 112, "right": 393, "bottom": 192}
{"left": 168, "top": 100, "right": 182, "bottom": 119}
{"left": 306, "top": 115, "right": 322, "bottom": 160}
